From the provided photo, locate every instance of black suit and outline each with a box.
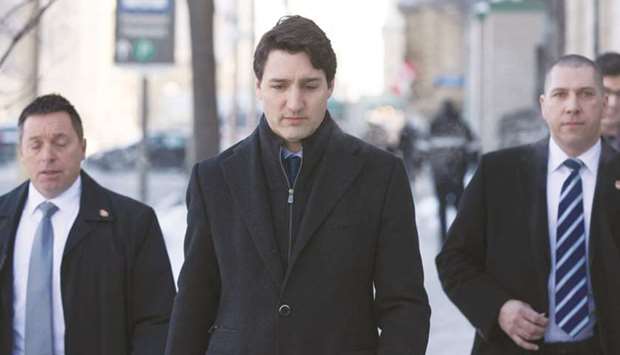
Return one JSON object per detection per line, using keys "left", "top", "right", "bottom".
{"left": 165, "top": 116, "right": 430, "bottom": 355}
{"left": 0, "top": 171, "right": 176, "bottom": 355}
{"left": 436, "top": 139, "right": 620, "bottom": 354}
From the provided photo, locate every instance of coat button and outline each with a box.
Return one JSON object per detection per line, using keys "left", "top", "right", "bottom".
{"left": 278, "top": 304, "right": 292, "bottom": 317}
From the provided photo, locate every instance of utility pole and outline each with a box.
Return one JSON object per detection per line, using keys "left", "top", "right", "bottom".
{"left": 229, "top": 0, "right": 239, "bottom": 145}
{"left": 593, "top": 0, "right": 600, "bottom": 55}
{"left": 138, "top": 76, "right": 150, "bottom": 202}
{"left": 249, "top": 0, "right": 257, "bottom": 129}
{"left": 474, "top": 1, "right": 489, "bottom": 152}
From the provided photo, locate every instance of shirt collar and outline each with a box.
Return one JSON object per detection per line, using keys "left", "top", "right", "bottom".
{"left": 548, "top": 136, "right": 601, "bottom": 174}
{"left": 26, "top": 176, "right": 82, "bottom": 216}
{"left": 281, "top": 147, "right": 303, "bottom": 160}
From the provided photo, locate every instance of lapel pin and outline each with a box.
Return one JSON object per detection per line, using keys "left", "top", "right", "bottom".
{"left": 615, "top": 181, "right": 620, "bottom": 190}
{"left": 99, "top": 209, "right": 109, "bottom": 218}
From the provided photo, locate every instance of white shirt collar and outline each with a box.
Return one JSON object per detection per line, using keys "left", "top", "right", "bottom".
{"left": 26, "top": 176, "right": 82, "bottom": 216}
{"left": 548, "top": 137, "right": 601, "bottom": 174}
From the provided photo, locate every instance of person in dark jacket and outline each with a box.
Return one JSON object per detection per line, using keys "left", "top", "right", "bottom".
{"left": 428, "top": 100, "right": 476, "bottom": 243}
{"left": 165, "top": 15, "right": 430, "bottom": 355}
{"left": 437, "top": 55, "right": 620, "bottom": 355}
{"left": 0, "top": 94, "right": 175, "bottom": 355}
{"left": 398, "top": 120, "right": 425, "bottom": 181}
{"left": 596, "top": 52, "right": 620, "bottom": 151}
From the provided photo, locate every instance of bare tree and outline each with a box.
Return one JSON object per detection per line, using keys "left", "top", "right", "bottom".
{"left": 0, "top": 0, "right": 59, "bottom": 69}
{"left": 187, "top": 0, "right": 220, "bottom": 164}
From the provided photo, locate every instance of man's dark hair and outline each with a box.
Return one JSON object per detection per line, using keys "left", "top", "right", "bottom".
{"left": 595, "top": 52, "right": 620, "bottom": 77}
{"left": 18, "top": 93, "right": 84, "bottom": 140}
{"left": 253, "top": 15, "right": 337, "bottom": 86}
{"left": 544, "top": 54, "right": 604, "bottom": 94}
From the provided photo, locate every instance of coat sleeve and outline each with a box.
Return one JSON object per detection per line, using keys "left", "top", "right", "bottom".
{"left": 435, "top": 156, "right": 511, "bottom": 340}
{"left": 165, "top": 164, "right": 221, "bottom": 355}
{"left": 130, "top": 206, "right": 177, "bottom": 355}
{"left": 374, "top": 159, "right": 431, "bottom": 355}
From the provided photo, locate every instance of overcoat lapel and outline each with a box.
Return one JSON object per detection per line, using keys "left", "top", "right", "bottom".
{"left": 221, "top": 133, "right": 285, "bottom": 288}
{"left": 0, "top": 182, "right": 26, "bottom": 355}
{"left": 590, "top": 142, "right": 620, "bottom": 256}
{"left": 589, "top": 143, "right": 620, "bottom": 291}
{"left": 0, "top": 173, "right": 113, "bottom": 260}
{"left": 63, "top": 172, "right": 114, "bottom": 256}
{"left": 522, "top": 139, "right": 551, "bottom": 309}
{"left": 286, "top": 129, "right": 364, "bottom": 279}
{"left": 0, "top": 182, "right": 28, "bottom": 274}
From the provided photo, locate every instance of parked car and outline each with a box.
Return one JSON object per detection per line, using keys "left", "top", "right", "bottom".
{"left": 86, "top": 131, "right": 187, "bottom": 170}
{"left": 0, "top": 124, "right": 18, "bottom": 164}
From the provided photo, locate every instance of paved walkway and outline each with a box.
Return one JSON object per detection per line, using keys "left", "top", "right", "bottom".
{"left": 412, "top": 166, "right": 474, "bottom": 355}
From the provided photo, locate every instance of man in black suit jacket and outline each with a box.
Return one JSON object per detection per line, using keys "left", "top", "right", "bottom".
{"left": 165, "top": 15, "right": 430, "bottom": 355}
{"left": 0, "top": 94, "right": 175, "bottom": 355}
{"left": 437, "top": 55, "right": 620, "bottom": 355}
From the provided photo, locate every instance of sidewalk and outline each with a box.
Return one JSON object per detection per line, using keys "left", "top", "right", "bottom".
{"left": 412, "top": 166, "right": 474, "bottom": 354}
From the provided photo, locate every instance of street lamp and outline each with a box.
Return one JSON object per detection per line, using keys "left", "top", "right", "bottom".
{"left": 474, "top": 1, "right": 489, "bottom": 150}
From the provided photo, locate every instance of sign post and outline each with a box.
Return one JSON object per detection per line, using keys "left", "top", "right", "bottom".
{"left": 115, "top": 0, "right": 175, "bottom": 203}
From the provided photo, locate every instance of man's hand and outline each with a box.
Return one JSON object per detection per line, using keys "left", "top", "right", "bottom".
{"left": 498, "top": 299, "right": 549, "bottom": 351}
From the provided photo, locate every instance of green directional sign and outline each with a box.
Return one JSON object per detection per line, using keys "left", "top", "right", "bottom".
{"left": 133, "top": 39, "right": 156, "bottom": 62}
{"left": 114, "top": 0, "right": 175, "bottom": 65}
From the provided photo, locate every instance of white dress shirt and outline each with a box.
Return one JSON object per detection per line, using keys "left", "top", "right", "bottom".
{"left": 545, "top": 137, "right": 599, "bottom": 342}
{"left": 12, "top": 177, "right": 81, "bottom": 355}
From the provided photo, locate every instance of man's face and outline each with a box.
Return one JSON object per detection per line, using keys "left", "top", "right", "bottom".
{"left": 602, "top": 75, "right": 620, "bottom": 136}
{"left": 256, "top": 50, "right": 333, "bottom": 151}
{"left": 19, "top": 111, "right": 86, "bottom": 199}
{"left": 540, "top": 65, "right": 607, "bottom": 157}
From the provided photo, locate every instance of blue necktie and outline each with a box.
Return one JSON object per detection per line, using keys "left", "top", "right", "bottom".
{"left": 554, "top": 159, "right": 589, "bottom": 337}
{"left": 25, "top": 201, "right": 58, "bottom": 355}
{"left": 284, "top": 155, "right": 301, "bottom": 187}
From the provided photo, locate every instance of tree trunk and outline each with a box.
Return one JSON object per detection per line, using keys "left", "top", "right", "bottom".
{"left": 187, "top": 0, "right": 219, "bottom": 164}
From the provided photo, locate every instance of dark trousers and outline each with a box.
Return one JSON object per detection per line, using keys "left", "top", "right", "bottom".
{"left": 434, "top": 178, "right": 464, "bottom": 243}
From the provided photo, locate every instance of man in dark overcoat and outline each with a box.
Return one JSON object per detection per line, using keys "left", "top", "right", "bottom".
{"left": 0, "top": 94, "right": 175, "bottom": 355}
{"left": 165, "top": 15, "right": 430, "bottom": 355}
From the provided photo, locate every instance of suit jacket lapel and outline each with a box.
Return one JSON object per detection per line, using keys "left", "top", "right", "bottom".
{"left": 0, "top": 181, "right": 28, "bottom": 343}
{"left": 63, "top": 172, "right": 114, "bottom": 256}
{"left": 522, "top": 139, "right": 551, "bottom": 309}
{"left": 221, "top": 133, "right": 284, "bottom": 288}
{"left": 0, "top": 182, "right": 28, "bottom": 274}
{"left": 286, "top": 129, "right": 364, "bottom": 276}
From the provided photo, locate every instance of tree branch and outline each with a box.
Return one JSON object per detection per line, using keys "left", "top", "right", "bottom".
{"left": 0, "top": 0, "right": 59, "bottom": 69}
{"left": 0, "top": 80, "right": 37, "bottom": 110}
{"left": 0, "top": 0, "right": 36, "bottom": 27}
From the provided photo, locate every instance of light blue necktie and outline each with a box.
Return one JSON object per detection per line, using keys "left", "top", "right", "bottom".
{"left": 554, "top": 159, "right": 589, "bottom": 337}
{"left": 25, "top": 201, "right": 58, "bottom": 355}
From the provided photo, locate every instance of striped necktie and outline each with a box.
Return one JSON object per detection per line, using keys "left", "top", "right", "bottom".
{"left": 554, "top": 158, "right": 589, "bottom": 337}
